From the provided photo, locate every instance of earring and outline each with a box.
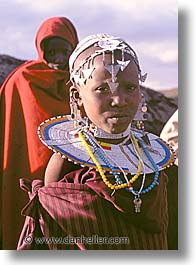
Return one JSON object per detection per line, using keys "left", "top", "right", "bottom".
{"left": 89, "top": 119, "right": 97, "bottom": 136}
{"left": 132, "top": 93, "right": 148, "bottom": 131}
{"left": 70, "top": 88, "right": 82, "bottom": 127}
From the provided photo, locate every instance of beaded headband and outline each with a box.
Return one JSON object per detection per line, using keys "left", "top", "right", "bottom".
{"left": 69, "top": 33, "right": 147, "bottom": 93}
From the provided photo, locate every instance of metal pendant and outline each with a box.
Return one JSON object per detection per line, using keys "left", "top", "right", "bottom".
{"left": 140, "top": 73, "right": 148, "bottom": 82}
{"left": 81, "top": 67, "right": 95, "bottom": 79}
{"left": 116, "top": 60, "right": 130, "bottom": 71}
{"left": 104, "top": 64, "right": 121, "bottom": 76}
{"left": 133, "top": 196, "right": 142, "bottom": 213}
{"left": 74, "top": 74, "right": 85, "bottom": 86}
{"left": 106, "top": 80, "right": 119, "bottom": 93}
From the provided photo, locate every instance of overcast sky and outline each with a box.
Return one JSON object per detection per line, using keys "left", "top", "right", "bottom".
{"left": 0, "top": 0, "right": 177, "bottom": 90}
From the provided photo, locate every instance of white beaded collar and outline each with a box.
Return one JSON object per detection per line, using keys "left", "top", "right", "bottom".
{"left": 38, "top": 115, "right": 176, "bottom": 175}
{"left": 93, "top": 124, "right": 131, "bottom": 140}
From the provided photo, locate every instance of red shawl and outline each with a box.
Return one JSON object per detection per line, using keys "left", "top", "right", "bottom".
{"left": 17, "top": 168, "right": 169, "bottom": 250}
{"left": 0, "top": 17, "right": 78, "bottom": 249}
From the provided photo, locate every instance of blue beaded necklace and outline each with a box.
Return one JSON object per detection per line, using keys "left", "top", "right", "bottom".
{"left": 82, "top": 130, "right": 159, "bottom": 196}
{"left": 82, "top": 130, "right": 123, "bottom": 185}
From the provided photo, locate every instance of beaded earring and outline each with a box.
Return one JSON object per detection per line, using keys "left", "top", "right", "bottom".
{"left": 88, "top": 119, "right": 98, "bottom": 136}
{"left": 70, "top": 88, "right": 82, "bottom": 127}
{"left": 132, "top": 93, "right": 148, "bottom": 131}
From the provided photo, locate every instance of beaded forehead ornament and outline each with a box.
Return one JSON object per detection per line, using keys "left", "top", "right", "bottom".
{"left": 69, "top": 33, "right": 147, "bottom": 93}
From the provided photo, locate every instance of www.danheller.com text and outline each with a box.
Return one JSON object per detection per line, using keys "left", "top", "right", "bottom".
{"left": 23, "top": 234, "right": 130, "bottom": 245}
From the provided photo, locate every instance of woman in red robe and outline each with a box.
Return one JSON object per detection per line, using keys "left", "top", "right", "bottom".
{"left": 0, "top": 16, "right": 78, "bottom": 249}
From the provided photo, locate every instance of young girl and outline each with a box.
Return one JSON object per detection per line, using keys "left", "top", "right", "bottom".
{"left": 17, "top": 34, "right": 175, "bottom": 250}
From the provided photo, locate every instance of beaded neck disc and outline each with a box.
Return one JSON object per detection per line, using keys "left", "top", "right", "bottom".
{"left": 38, "top": 115, "right": 175, "bottom": 174}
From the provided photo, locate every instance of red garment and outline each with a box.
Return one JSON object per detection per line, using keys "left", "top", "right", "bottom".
{"left": 17, "top": 168, "right": 169, "bottom": 250}
{"left": 0, "top": 17, "right": 78, "bottom": 249}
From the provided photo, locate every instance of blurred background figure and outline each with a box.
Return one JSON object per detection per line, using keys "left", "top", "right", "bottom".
{"left": 0, "top": 16, "right": 78, "bottom": 249}
{"left": 161, "top": 109, "right": 178, "bottom": 249}
{"left": 161, "top": 110, "right": 178, "bottom": 166}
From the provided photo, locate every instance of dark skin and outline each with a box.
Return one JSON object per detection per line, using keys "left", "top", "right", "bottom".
{"left": 76, "top": 55, "right": 140, "bottom": 135}
{"left": 43, "top": 37, "right": 73, "bottom": 70}
{"left": 44, "top": 47, "right": 141, "bottom": 185}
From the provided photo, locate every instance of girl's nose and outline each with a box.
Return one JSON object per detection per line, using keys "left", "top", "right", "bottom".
{"left": 111, "top": 92, "right": 127, "bottom": 107}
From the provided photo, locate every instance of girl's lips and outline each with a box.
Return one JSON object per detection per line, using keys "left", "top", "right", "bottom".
{"left": 108, "top": 116, "right": 129, "bottom": 123}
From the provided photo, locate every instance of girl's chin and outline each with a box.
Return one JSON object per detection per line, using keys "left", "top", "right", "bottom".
{"left": 102, "top": 125, "right": 130, "bottom": 135}
{"left": 109, "top": 122, "right": 130, "bottom": 134}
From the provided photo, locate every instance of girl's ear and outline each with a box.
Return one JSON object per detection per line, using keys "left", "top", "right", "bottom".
{"left": 69, "top": 85, "right": 86, "bottom": 117}
{"left": 69, "top": 86, "right": 83, "bottom": 106}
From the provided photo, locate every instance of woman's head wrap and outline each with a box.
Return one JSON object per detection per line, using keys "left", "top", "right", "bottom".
{"left": 35, "top": 16, "right": 78, "bottom": 61}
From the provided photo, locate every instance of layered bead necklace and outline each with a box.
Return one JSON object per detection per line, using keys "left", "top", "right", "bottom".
{"left": 78, "top": 129, "right": 159, "bottom": 213}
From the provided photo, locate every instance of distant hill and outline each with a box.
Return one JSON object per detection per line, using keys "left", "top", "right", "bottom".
{"left": 140, "top": 86, "right": 177, "bottom": 134}
{"left": 0, "top": 54, "right": 25, "bottom": 86}
{"left": 0, "top": 54, "right": 178, "bottom": 135}
{"left": 159, "top": 87, "right": 178, "bottom": 99}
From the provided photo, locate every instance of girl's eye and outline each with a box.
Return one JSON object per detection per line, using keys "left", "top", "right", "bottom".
{"left": 96, "top": 86, "right": 109, "bottom": 93}
{"left": 126, "top": 84, "right": 137, "bottom": 92}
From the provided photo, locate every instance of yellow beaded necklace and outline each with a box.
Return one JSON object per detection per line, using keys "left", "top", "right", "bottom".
{"left": 79, "top": 131, "right": 143, "bottom": 190}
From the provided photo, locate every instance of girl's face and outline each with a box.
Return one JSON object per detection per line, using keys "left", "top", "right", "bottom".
{"left": 77, "top": 53, "right": 140, "bottom": 134}
{"left": 44, "top": 37, "right": 73, "bottom": 70}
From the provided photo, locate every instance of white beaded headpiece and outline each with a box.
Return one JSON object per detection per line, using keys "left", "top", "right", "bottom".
{"left": 69, "top": 33, "right": 147, "bottom": 93}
